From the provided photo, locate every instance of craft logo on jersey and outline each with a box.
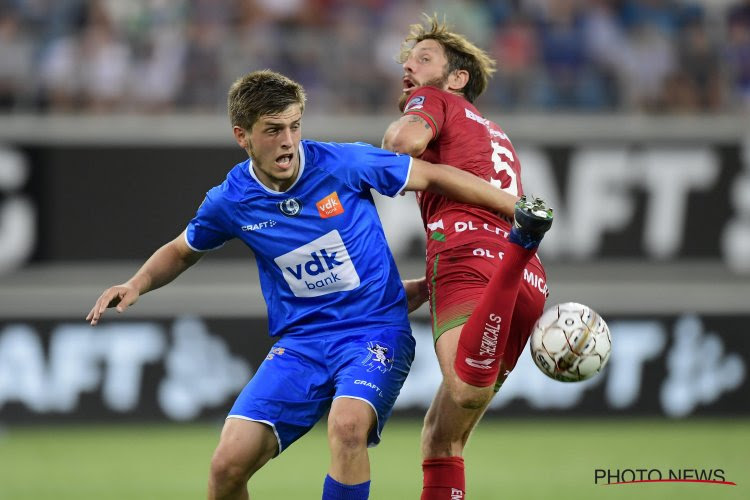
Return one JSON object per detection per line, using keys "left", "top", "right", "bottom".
{"left": 363, "top": 341, "right": 394, "bottom": 373}
{"left": 316, "top": 192, "right": 344, "bottom": 219}
{"left": 405, "top": 95, "right": 425, "bottom": 111}
{"left": 274, "top": 230, "right": 360, "bottom": 297}
{"left": 278, "top": 197, "right": 302, "bottom": 217}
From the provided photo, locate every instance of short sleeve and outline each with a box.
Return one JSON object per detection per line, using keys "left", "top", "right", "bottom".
{"left": 185, "top": 187, "right": 233, "bottom": 252}
{"left": 402, "top": 86, "right": 448, "bottom": 139}
{"left": 341, "top": 143, "right": 413, "bottom": 198}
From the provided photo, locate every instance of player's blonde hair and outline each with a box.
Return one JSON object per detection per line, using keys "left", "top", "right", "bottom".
{"left": 228, "top": 70, "right": 306, "bottom": 130}
{"left": 399, "top": 14, "right": 497, "bottom": 103}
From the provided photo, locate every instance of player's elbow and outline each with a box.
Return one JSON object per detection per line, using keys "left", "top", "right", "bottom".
{"left": 384, "top": 134, "right": 427, "bottom": 158}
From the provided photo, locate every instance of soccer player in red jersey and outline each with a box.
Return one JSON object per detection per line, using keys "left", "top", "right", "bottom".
{"left": 383, "top": 15, "right": 554, "bottom": 499}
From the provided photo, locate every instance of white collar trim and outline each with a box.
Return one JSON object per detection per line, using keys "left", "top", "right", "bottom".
{"left": 248, "top": 143, "right": 306, "bottom": 194}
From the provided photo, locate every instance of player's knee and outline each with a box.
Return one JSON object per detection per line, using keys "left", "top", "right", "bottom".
{"left": 449, "top": 382, "right": 493, "bottom": 410}
{"left": 328, "top": 412, "right": 369, "bottom": 451}
{"left": 209, "top": 451, "right": 250, "bottom": 493}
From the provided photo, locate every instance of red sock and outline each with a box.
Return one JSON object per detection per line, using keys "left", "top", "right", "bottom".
{"left": 421, "top": 457, "right": 465, "bottom": 500}
{"left": 454, "top": 243, "right": 536, "bottom": 387}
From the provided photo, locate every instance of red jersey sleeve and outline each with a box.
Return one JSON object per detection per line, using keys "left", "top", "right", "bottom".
{"left": 402, "top": 86, "right": 448, "bottom": 140}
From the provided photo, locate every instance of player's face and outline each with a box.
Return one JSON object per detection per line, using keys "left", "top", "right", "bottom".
{"left": 242, "top": 104, "right": 302, "bottom": 192}
{"left": 400, "top": 39, "right": 450, "bottom": 107}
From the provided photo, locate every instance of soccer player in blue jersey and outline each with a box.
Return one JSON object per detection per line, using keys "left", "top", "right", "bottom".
{"left": 86, "top": 70, "right": 520, "bottom": 500}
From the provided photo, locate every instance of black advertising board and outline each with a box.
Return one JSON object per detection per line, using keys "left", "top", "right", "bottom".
{"left": 0, "top": 314, "right": 746, "bottom": 423}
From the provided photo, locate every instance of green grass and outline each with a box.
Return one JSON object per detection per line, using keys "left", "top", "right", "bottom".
{"left": 0, "top": 419, "right": 747, "bottom": 499}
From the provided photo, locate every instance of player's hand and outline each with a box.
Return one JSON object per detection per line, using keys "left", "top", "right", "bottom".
{"left": 402, "top": 276, "right": 429, "bottom": 313}
{"left": 86, "top": 284, "right": 140, "bottom": 326}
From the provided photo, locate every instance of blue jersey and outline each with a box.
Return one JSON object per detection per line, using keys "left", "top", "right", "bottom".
{"left": 186, "top": 140, "right": 413, "bottom": 338}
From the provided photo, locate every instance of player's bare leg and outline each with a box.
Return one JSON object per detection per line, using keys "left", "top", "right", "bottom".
{"left": 327, "top": 397, "right": 377, "bottom": 483}
{"left": 421, "top": 379, "right": 488, "bottom": 458}
{"left": 427, "top": 327, "right": 487, "bottom": 457}
{"left": 420, "top": 326, "right": 492, "bottom": 499}
{"left": 438, "top": 325, "right": 495, "bottom": 409}
{"left": 208, "top": 418, "right": 279, "bottom": 500}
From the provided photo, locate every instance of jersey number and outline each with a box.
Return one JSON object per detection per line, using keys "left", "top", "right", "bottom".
{"left": 490, "top": 141, "right": 518, "bottom": 196}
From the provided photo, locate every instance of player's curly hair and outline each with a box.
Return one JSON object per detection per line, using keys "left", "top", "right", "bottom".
{"left": 228, "top": 70, "right": 306, "bottom": 130}
{"left": 398, "top": 14, "right": 497, "bottom": 103}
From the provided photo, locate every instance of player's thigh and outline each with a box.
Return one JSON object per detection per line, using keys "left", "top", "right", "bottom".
{"left": 426, "top": 247, "right": 491, "bottom": 345}
{"left": 229, "top": 338, "right": 333, "bottom": 454}
{"left": 212, "top": 417, "right": 279, "bottom": 477}
{"left": 434, "top": 325, "right": 464, "bottom": 382}
{"left": 331, "top": 328, "right": 415, "bottom": 447}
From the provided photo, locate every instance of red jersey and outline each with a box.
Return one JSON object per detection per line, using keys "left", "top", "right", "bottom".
{"left": 403, "top": 86, "right": 524, "bottom": 258}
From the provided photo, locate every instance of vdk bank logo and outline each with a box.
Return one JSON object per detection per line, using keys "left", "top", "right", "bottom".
{"left": 274, "top": 230, "right": 360, "bottom": 297}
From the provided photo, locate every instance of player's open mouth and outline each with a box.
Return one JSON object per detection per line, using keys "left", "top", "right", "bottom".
{"left": 402, "top": 76, "right": 416, "bottom": 93}
{"left": 275, "top": 153, "right": 294, "bottom": 169}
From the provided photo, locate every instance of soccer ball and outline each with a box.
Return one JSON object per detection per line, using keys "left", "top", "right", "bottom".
{"left": 529, "top": 302, "right": 611, "bottom": 382}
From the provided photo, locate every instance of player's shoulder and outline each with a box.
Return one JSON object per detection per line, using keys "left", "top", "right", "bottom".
{"left": 302, "top": 139, "right": 379, "bottom": 168}
{"left": 404, "top": 85, "right": 454, "bottom": 111}
{"left": 303, "top": 139, "right": 376, "bottom": 154}
{"left": 209, "top": 159, "right": 251, "bottom": 202}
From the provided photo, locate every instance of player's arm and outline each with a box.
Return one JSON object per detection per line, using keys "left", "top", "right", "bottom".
{"left": 86, "top": 230, "right": 203, "bottom": 325}
{"left": 404, "top": 158, "right": 519, "bottom": 218}
{"left": 402, "top": 276, "right": 428, "bottom": 313}
{"left": 382, "top": 113, "right": 434, "bottom": 158}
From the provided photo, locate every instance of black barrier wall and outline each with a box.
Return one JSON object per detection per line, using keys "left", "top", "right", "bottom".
{"left": 0, "top": 315, "right": 746, "bottom": 423}
{"left": 1, "top": 141, "right": 749, "bottom": 269}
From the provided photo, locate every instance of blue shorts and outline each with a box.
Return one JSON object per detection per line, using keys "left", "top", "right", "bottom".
{"left": 228, "top": 327, "right": 415, "bottom": 454}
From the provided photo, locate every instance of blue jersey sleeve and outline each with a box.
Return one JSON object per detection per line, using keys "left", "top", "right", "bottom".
{"left": 341, "top": 143, "right": 413, "bottom": 197}
{"left": 185, "top": 187, "right": 234, "bottom": 251}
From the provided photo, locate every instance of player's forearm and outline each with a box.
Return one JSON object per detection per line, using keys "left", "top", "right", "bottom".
{"left": 126, "top": 238, "right": 201, "bottom": 295}
{"left": 421, "top": 162, "right": 519, "bottom": 218}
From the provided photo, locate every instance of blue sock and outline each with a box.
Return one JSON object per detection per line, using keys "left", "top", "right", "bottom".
{"left": 508, "top": 225, "right": 543, "bottom": 249}
{"left": 322, "top": 474, "right": 370, "bottom": 500}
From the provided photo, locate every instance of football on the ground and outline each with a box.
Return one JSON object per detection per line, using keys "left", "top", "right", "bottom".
{"left": 529, "top": 302, "right": 611, "bottom": 382}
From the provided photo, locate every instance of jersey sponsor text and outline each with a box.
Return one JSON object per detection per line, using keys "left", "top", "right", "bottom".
{"left": 274, "top": 230, "right": 360, "bottom": 297}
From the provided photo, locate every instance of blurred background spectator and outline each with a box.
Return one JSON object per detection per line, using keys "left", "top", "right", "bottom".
{"left": 0, "top": 0, "right": 749, "bottom": 114}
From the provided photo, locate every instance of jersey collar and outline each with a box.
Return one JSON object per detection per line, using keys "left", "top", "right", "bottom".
{"left": 247, "top": 143, "right": 306, "bottom": 194}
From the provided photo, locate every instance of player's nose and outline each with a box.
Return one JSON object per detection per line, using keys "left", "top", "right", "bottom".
{"left": 279, "top": 128, "right": 293, "bottom": 147}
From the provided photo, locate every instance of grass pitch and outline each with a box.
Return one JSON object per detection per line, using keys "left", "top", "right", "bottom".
{"left": 0, "top": 418, "right": 747, "bottom": 499}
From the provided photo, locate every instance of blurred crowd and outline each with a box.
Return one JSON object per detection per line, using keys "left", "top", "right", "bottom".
{"left": 1, "top": 0, "right": 750, "bottom": 114}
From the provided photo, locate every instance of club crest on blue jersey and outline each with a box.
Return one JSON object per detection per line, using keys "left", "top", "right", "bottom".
{"left": 363, "top": 341, "right": 394, "bottom": 373}
{"left": 278, "top": 197, "right": 302, "bottom": 217}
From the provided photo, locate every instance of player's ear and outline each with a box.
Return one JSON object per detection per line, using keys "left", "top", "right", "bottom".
{"left": 448, "top": 70, "right": 469, "bottom": 92}
{"left": 232, "top": 125, "right": 249, "bottom": 149}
